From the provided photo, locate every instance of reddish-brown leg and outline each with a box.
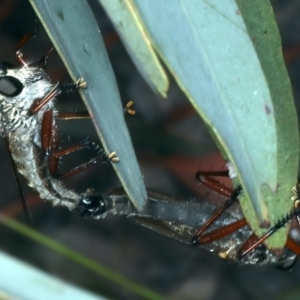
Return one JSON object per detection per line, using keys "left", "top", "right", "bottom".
{"left": 51, "top": 142, "right": 88, "bottom": 157}
{"left": 41, "top": 110, "right": 92, "bottom": 177}
{"left": 236, "top": 207, "right": 300, "bottom": 259}
{"left": 58, "top": 112, "right": 90, "bottom": 120}
{"left": 16, "top": 33, "right": 36, "bottom": 52}
{"left": 193, "top": 185, "right": 241, "bottom": 242}
{"left": 30, "top": 77, "right": 87, "bottom": 116}
{"left": 285, "top": 237, "right": 300, "bottom": 256}
{"left": 197, "top": 219, "right": 248, "bottom": 244}
{"left": 48, "top": 123, "right": 59, "bottom": 176}
{"left": 30, "top": 83, "right": 60, "bottom": 115}
{"left": 15, "top": 23, "right": 53, "bottom": 68}
{"left": 237, "top": 233, "right": 300, "bottom": 260}
{"left": 58, "top": 153, "right": 108, "bottom": 179}
{"left": 235, "top": 233, "right": 258, "bottom": 259}
{"left": 58, "top": 100, "right": 136, "bottom": 121}
{"left": 193, "top": 170, "right": 241, "bottom": 245}
{"left": 41, "top": 110, "right": 59, "bottom": 175}
{"left": 15, "top": 32, "right": 37, "bottom": 65}
{"left": 196, "top": 171, "right": 232, "bottom": 198}
{"left": 42, "top": 108, "right": 112, "bottom": 178}
{"left": 41, "top": 110, "right": 54, "bottom": 156}
{"left": 195, "top": 170, "right": 300, "bottom": 261}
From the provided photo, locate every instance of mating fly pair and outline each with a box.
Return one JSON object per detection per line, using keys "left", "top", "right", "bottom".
{"left": 2, "top": 32, "right": 300, "bottom": 269}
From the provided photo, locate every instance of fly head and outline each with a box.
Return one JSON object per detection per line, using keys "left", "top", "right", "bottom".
{"left": 0, "top": 62, "right": 24, "bottom": 98}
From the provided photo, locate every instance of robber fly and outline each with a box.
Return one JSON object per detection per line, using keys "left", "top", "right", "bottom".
{"left": 0, "top": 33, "right": 113, "bottom": 217}
{"left": 3, "top": 33, "right": 299, "bottom": 269}
{"left": 75, "top": 185, "right": 299, "bottom": 269}
{"left": 75, "top": 163, "right": 300, "bottom": 269}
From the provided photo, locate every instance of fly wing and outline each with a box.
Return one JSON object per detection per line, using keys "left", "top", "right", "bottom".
{"left": 131, "top": 216, "right": 196, "bottom": 245}
{"left": 2, "top": 136, "right": 32, "bottom": 220}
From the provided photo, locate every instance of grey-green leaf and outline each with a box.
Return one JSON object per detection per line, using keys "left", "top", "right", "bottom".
{"left": 29, "top": 0, "right": 147, "bottom": 211}
{"left": 99, "top": 0, "right": 169, "bottom": 98}
{"left": 129, "top": 0, "right": 299, "bottom": 247}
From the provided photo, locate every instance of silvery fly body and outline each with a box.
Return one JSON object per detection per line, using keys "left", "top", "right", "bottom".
{"left": 3, "top": 34, "right": 300, "bottom": 269}
{"left": 0, "top": 35, "right": 110, "bottom": 216}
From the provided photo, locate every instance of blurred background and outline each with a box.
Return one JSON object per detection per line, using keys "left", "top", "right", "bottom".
{"left": 0, "top": 0, "right": 300, "bottom": 299}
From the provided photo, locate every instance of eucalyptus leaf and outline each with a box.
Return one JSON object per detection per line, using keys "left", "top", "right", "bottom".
{"left": 99, "top": 0, "right": 169, "bottom": 98}
{"left": 129, "top": 0, "right": 299, "bottom": 248}
{"left": 29, "top": 0, "right": 147, "bottom": 211}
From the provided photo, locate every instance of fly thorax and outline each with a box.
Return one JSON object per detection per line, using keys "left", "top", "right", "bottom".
{"left": 0, "top": 65, "right": 54, "bottom": 135}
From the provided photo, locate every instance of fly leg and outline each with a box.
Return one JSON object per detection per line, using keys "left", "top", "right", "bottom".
{"left": 15, "top": 18, "right": 43, "bottom": 66}
{"left": 15, "top": 31, "right": 37, "bottom": 66}
{"left": 236, "top": 207, "right": 300, "bottom": 259}
{"left": 57, "top": 100, "right": 135, "bottom": 121}
{"left": 235, "top": 184, "right": 300, "bottom": 265}
{"left": 29, "top": 78, "right": 86, "bottom": 115}
{"left": 56, "top": 112, "right": 121, "bottom": 178}
{"left": 41, "top": 109, "right": 91, "bottom": 177}
{"left": 192, "top": 170, "right": 246, "bottom": 245}
{"left": 56, "top": 151, "right": 112, "bottom": 179}
{"left": 197, "top": 169, "right": 300, "bottom": 264}
{"left": 40, "top": 109, "right": 110, "bottom": 217}
{"left": 41, "top": 109, "right": 112, "bottom": 178}
{"left": 41, "top": 109, "right": 59, "bottom": 176}
{"left": 52, "top": 99, "right": 134, "bottom": 171}
{"left": 32, "top": 75, "right": 119, "bottom": 178}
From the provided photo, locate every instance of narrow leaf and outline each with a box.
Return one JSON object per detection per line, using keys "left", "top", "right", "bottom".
{"left": 99, "top": 0, "right": 169, "bottom": 98}
{"left": 130, "top": 0, "right": 299, "bottom": 247}
{"left": 29, "top": 0, "right": 147, "bottom": 211}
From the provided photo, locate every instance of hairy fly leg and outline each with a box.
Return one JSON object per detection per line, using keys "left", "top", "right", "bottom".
{"left": 192, "top": 170, "right": 245, "bottom": 247}
{"left": 194, "top": 168, "right": 300, "bottom": 268}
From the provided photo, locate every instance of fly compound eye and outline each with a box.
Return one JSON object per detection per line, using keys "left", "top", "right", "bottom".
{"left": 79, "top": 194, "right": 106, "bottom": 218}
{"left": 0, "top": 76, "right": 24, "bottom": 97}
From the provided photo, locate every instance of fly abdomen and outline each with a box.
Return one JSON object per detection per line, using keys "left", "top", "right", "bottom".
{"left": 0, "top": 36, "right": 112, "bottom": 217}
{"left": 9, "top": 134, "right": 80, "bottom": 210}
{"left": 79, "top": 188, "right": 242, "bottom": 229}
